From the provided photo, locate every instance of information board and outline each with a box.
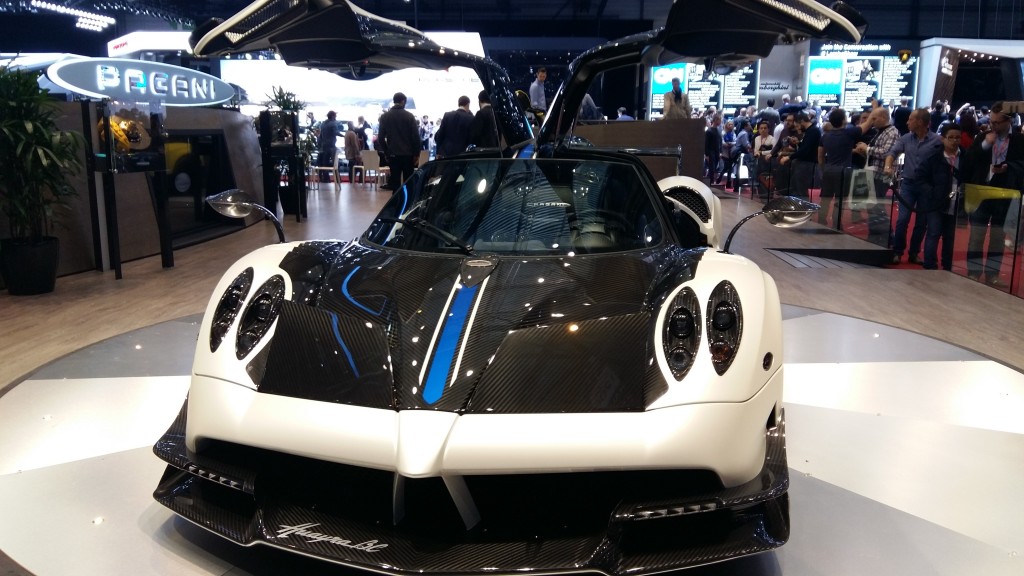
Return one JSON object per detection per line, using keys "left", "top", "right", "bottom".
{"left": 649, "top": 63, "right": 688, "bottom": 118}
{"left": 808, "top": 42, "right": 918, "bottom": 110}
{"left": 649, "top": 61, "right": 760, "bottom": 118}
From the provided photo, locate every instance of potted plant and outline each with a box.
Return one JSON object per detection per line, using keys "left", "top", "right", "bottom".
{"left": 0, "top": 63, "right": 82, "bottom": 295}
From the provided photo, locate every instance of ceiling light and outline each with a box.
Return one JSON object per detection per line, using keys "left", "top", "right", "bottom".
{"left": 31, "top": 0, "right": 115, "bottom": 24}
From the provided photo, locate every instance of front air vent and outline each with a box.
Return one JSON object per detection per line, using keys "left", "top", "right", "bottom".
{"left": 665, "top": 187, "right": 711, "bottom": 223}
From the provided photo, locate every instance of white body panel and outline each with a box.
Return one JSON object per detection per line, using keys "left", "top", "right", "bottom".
{"left": 185, "top": 237, "right": 784, "bottom": 489}
{"left": 186, "top": 369, "right": 779, "bottom": 487}
{"left": 649, "top": 250, "right": 784, "bottom": 409}
{"left": 657, "top": 175, "right": 723, "bottom": 249}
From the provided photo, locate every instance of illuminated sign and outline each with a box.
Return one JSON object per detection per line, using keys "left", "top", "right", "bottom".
{"left": 807, "top": 57, "right": 845, "bottom": 107}
{"left": 47, "top": 58, "right": 233, "bottom": 107}
{"left": 106, "top": 31, "right": 192, "bottom": 57}
{"left": 648, "top": 62, "right": 761, "bottom": 117}
{"left": 809, "top": 41, "right": 919, "bottom": 109}
{"left": 649, "top": 63, "right": 689, "bottom": 119}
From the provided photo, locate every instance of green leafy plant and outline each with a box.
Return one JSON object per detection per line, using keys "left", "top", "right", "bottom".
{"left": 263, "top": 86, "right": 306, "bottom": 112}
{"left": 0, "top": 64, "right": 82, "bottom": 241}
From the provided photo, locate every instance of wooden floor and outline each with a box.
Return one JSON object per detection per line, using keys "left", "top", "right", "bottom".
{"left": 3, "top": 181, "right": 1024, "bottom": 390}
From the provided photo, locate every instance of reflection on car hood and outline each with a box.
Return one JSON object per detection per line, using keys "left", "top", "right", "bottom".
{"left": 246, "top": 240, "right": 704, "bottom": 413}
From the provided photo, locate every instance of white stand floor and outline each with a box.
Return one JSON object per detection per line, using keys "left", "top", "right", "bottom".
{"left": 0, "top": 307, "right": 1021, "bottom": 575}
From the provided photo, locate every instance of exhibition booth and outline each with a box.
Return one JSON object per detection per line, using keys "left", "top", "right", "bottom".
{"left": 0, "top": 6, "right": 1023, "bottom": 575}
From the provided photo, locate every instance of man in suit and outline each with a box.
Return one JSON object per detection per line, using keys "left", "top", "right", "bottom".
{"left": 470, "top": 90, "right": 499, "bottom": 149}
{"left": 377, "top": 92, "right": 420, "bottom": 190}
{"left": 966, "top": 101, "right": 1024, "bottom": 285}
{"left": 918, "top": 123, "right": 971, "bottom": 271}
{"left": 434, "top": 95, "right": 474, "bottom": 158}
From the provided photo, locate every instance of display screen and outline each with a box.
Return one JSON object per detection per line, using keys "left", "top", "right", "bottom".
{"left": 649, "top": 61, "right": 760, "bottom": 118}
{"left": 808, "top": 41, "right": 918, "bottom": 110}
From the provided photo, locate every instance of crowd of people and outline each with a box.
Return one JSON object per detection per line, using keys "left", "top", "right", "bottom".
{"left": 303, "top": 72, "right": 1021, "bottom": 285}
{"left": 695, "top": 93, "right": 1022, "bottom": 283}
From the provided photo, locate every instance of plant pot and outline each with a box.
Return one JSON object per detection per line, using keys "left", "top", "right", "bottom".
{"left": 1, "top": 236, "right": 60, "bottom": 295}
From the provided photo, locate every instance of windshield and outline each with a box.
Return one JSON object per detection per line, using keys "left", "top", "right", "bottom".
{"left": 364, "top": 158, "right": 665, "bottom": 255}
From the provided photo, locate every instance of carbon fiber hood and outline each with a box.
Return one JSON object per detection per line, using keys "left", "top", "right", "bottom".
{"left": 246, "top": 240, "right": 704, "bottom": 413}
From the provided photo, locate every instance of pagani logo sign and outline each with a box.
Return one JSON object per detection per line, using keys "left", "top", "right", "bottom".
{"left": 47, "top": 58, "right": 233, "bottom": 107}
{"left": 275, "top": 523, "right": 389, "bottom": 552}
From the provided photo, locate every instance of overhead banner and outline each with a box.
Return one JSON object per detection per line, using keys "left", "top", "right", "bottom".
{"left": 809, "top": 42, "right": 919, "bottom": 110}
{"left": 47, "top": 58, "right": 233, "bottom": 107}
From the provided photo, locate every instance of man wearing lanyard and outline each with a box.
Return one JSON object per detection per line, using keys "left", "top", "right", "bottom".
{"left": 919, "top": 124, "right": 969, "bottom": 271}
{"left": 966, "top": 101, "right": 1024, "bottom": 285}
{"left": 884, "top": 108, "right": 942, "bottom": 265}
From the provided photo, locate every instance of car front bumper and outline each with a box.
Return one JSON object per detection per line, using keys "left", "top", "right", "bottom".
{"left": 153, "top": 372, "right": 789, "bottom": 575}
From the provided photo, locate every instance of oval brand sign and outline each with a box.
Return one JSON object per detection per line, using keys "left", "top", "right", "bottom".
{"left": 47, "top": 58, "right": 233, "bottom": 107}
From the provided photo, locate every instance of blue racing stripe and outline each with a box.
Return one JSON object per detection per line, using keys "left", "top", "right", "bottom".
{"left": 330, "top": 313, "right": 360, "bottom": 378}
{"left": 342, "top": 266, "right": 384, "bottom": 316}
{"left": 423, "top": 284, "right": 479, "bottom": 404}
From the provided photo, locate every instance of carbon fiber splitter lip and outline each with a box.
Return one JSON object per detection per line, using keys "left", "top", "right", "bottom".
{"left": 153, "top": 402, "right": 790, "bottom": 575}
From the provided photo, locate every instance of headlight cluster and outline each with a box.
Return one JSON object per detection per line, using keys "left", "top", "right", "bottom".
{"left": 661, "top": 280, "right": 744, "bottom": 379}
{"left": 706, "top": 281, "right": 743, "bottom": 375}
{"left": 663, "top": 287, "right": 701, "bottom": 379}
{"left": 235, "top": 275, "right": 286, "bottom": 360}
{"left": 209, "top": 268, "right": 253, "bottom": 353}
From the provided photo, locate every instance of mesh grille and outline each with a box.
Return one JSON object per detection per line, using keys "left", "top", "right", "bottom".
{"left": 666, "top": 188, "right": 711, "bottom": 223}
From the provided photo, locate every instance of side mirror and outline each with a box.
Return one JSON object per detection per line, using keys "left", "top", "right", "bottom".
{"left": 721, "top": 195, "right": 819, "bottom": 253}
{"left": 762, "top": 195, "right": 820, "bottom": 228}
{"left": 207, "top": 189, "right": 286, "bottom": 243}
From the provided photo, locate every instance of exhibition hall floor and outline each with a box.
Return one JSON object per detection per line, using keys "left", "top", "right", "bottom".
{"left": 1, "top": 184, "right": 1022, "bottom": 575}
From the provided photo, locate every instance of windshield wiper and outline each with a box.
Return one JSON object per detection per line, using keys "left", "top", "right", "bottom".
{"left": 377, "top": 217, "right": 475, "bottom": 255}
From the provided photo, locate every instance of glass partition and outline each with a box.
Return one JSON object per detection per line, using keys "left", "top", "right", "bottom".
{"left": 718, "top": 162, "right": 1024, "bottom": 299}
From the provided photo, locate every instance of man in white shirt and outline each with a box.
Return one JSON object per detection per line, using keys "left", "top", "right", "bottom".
{"left": 529, "top": 67, "right": 547, "bottom": 111}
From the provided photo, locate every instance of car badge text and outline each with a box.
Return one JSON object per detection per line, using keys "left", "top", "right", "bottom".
{"left": 275, "top": 523, "right": 389, "bottom": 552}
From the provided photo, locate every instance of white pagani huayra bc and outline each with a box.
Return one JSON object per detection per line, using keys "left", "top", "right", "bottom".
{"left": 153, "top": 1, "right": 866, "bottom": 574}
